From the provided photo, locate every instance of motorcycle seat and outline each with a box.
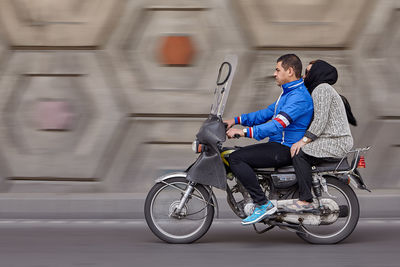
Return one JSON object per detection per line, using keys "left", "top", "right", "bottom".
{"left": 271, "top": 158, "right": 351, "bottom": 173}
{"left": 312, "top": 158, "right": 350, "bottom": 172}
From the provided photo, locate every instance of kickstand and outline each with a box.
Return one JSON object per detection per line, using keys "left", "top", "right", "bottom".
{"left": 252, "top": 224, "right": 275, "bottom": 234}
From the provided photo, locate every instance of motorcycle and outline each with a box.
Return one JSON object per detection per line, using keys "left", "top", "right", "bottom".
{"left": 144, "top": 55, "right": 371, "bottom": 244}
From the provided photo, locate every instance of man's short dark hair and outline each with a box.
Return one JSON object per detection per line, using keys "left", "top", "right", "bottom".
{"left": 277, "top": 54, "right": 302, "bottom": 79}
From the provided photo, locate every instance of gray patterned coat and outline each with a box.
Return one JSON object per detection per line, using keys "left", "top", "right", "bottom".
{"left": 302, "top": 83, "right": 353, "bottom": 158}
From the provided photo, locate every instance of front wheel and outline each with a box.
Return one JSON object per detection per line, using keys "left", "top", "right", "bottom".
{"left": 297, "top": 177, "right": 360, "bottom": 244}
{"left": 144, "top": 177, "right": 214, "bottom": 243}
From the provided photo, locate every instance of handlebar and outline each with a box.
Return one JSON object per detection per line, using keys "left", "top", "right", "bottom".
{"left": 223, "top": 122, "right": 241, "bottom": 138}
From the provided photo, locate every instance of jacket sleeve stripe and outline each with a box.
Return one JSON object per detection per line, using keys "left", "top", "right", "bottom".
{"left": 235, "top": 116, "right": 241, "bottom": 124}
{"left": 274, "top": 117, "right": 287, "bottom": 128}
{"left": 275, "top": 114, "right": 290, "bottom": 128}
{"left": 278, "top": 111, "right": 293, "bottom": 124}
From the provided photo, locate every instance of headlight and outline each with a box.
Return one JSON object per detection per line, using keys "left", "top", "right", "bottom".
{"left": 192, "top": 140, "right": 199, "bottom": 153}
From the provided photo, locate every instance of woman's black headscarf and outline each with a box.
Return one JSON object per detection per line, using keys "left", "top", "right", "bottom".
{"left": 304, "top": 60, "right": 338, "bottom": 95}
{"left": 304, "top": 60, "right": 357, "bottom": 126}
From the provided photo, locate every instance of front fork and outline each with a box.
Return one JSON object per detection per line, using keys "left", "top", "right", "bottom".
{"left": 174, "top": 182, "right": 196, "bottom": 215}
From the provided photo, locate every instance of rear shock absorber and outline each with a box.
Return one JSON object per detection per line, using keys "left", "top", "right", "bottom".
{"left": 312, "top": 174, "right": 323, "bottom": 208}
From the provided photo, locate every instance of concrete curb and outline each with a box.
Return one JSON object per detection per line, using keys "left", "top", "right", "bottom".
{"left": 0, "top": 190, "right": 399, "bottom": 219}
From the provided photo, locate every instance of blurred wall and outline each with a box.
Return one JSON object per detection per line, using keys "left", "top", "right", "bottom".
{"left": 0, "top": 0, "right": 398, "bottom": 194}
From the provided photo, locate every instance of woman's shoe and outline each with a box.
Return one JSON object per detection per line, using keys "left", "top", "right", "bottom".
{"left": 283, "top": 199, "right": 315, "bottom": 213}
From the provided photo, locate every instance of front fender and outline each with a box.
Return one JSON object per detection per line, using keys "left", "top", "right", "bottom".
{"left": 154, "top": 172, "right": 220, "bottom": 218}
{"left": 155, "top": 172, "right": 187, "bottom": 183}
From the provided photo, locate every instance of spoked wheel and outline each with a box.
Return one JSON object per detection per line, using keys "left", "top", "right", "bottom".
{"left": 144, "top": 177, "right": 214, "bottom": 244}
{"left": 297, "top": 177, "right": 360, "bottom": 244}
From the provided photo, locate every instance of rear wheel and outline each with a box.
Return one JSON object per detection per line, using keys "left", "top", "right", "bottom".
{"left": 144, "top": 177, "right": 214, "bottom": 244}
{"left": 296, "top": 177, "right": 360, "bottom": 244}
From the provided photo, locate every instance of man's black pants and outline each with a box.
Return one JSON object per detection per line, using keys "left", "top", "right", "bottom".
{"left": 228, "top": 142, "right": 292, "bottom": 205}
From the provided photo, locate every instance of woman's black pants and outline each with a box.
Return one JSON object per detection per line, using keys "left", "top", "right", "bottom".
{"left": 228, "top": 142, "right": 292, "bottom": 205}
{"left": 292, "top": 149, "right": 327, "bottom": 202}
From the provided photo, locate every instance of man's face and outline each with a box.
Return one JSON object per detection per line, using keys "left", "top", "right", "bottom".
{"left": 274, "top": 61, "right": 291, "bottom": 86}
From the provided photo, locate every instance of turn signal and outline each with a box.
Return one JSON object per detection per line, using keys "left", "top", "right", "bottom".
{"left": 191, "top": 140, "right": 205, "bottom": 153}
{"left": 357, "top": 156, "right": 366, "bottom": 168}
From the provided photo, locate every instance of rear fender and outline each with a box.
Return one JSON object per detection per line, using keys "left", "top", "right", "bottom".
{"left": 154, "top": 172, "right": 220, "bottom": 218}
{"left": 349, "top": 169, "right": 371, "bottom": 192}
{"left": 325, "top": 171, "right": 370, "bottom": 192}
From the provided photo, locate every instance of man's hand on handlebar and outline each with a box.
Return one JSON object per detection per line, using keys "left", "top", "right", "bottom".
{"left": 226, "top": 128, "right": 244, "bottom": 139}
{"left": 223, "top": 118, "right": 235, "bottom": 130}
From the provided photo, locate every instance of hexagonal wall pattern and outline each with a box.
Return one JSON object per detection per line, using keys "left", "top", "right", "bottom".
{"left": 0, "top": 52, "right": 124, "bottom": 181}
{"left": 4, "top": 75, "right": 94, "bottom": 155}
{"left": 353, "top": 0, "right": 400, "bottom": 189}
{"left": 234, "top": 0, "right": 373, "bottom": 47}
{"left": 105, "top": 0, "right": 248, "bottom": 114}
{"left": 0, "top": 0, "right": 125, "bottom": 46}
{"left": 102, "top": 118, "right": 204, "bottom": 192}
{"left": 0, "top": 0, "right": 399, "bottom": 195}
{"left": 125, "top": 7, "right": 218, "bottom": 91}
{"left": 358, "top": 2, "right": 400, "bottom": 116}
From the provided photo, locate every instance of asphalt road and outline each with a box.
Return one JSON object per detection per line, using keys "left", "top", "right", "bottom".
{"left": 0, "top": 219, "right": 399, "bottom": 267}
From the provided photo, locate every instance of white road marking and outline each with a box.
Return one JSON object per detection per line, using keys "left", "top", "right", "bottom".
{"left": 0, "top": 219, "right": 397, "bottom": 226}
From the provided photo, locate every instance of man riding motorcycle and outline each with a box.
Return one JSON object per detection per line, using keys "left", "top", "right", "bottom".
{"left": 224, "top": 54, "right": 313, "bottom": 225}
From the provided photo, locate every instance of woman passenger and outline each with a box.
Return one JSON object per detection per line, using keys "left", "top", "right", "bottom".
{"left": 287, "top": 60, "right": 354, "bottom": 211}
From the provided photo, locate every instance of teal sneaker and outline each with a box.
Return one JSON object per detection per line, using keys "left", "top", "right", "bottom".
{"left": 241, "top": 201, "right": 277, "bottom": 225}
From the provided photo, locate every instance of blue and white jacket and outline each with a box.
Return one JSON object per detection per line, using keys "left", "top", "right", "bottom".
{"left": 235, "top": 78, "right": 313, "bottom": 147}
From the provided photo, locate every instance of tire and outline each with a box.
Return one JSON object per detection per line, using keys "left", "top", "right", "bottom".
{"left": 144, "top": 177, "right": 214, "bottom": 244}
{"left": 296, "top": 177, "right": 360, "bottom": 244}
